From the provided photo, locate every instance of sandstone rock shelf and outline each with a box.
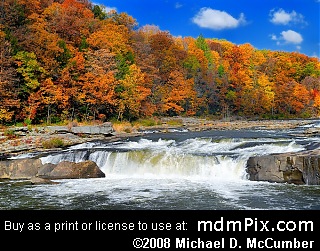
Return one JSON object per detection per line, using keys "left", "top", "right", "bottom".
{"left": 1, "top": 118, "right": 320, "bottom": 185}
{"left": 246, "top": 149, "right": 320, "bottom": 185}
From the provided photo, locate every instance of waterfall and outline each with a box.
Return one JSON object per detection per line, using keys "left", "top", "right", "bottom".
{"left": 40, "top": 137, "right": 304, "bottom": 181}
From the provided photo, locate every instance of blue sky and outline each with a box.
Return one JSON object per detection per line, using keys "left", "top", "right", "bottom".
{"left": 95, "top": 0, "right": 320, "bottom": 59}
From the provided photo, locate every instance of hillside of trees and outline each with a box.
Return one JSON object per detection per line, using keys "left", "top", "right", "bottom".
{"left": 0, "top": 0, "right": 319, "bottom": 126}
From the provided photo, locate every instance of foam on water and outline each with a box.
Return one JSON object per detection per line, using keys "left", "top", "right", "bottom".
{"left": 40, "top": 136, "right": 305, "bottom": 182}
{"left": 6, "top": 124, "right": 320, "bottom": 210}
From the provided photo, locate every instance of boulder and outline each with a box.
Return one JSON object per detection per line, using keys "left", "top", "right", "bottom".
{"left": 30, "top": 176, "right": 58, "bottom": 185}
{"left": 246, "top": 149, "right": 320, "bottom": 185}
{"left": 0, "top": 158, "right": 105, "bottom": 181}
{"left": 0, "top": 158, "right": 42, "bottom": 179}
{"left": 70, "top": 122, "right": 114, "bottom": 135}
{"left": 46, "top": 122, "right": 114, "bottom": 136}
{"left": 38, "top": 160, "right": 105, "bottom": 179}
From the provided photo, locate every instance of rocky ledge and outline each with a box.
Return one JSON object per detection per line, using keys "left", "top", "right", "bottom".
{"left": 246, "top": 149, "right": 320, "bottom": 185}
{"left": 0, "top": 122, "right": 115, "bottom": 158}
{"left": 0, "top": 158, "right": 105, "bottom": 184}
{"left": 1, "top": 118, "right": 317, "bottom": 158}
{"left": 2, "top": 149, "right": 319, "bottom": 185}
{"left": 1, "top": 118, "right": 320, "bottom": 185}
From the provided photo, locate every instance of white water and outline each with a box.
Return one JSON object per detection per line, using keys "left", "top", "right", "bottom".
{"left": 4, "top": 122, "right": 320, "bottom": 210}
{"left": 40, "top": 137, "right": 305, "bottom": 182}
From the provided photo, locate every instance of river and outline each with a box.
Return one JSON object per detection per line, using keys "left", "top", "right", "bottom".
{"left": 1, "top": 120, "right": 320, "bottom": 210}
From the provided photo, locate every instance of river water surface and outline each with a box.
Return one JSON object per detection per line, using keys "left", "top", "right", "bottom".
{"left": 1, "top": 120, "right": 320, "bottom": 210}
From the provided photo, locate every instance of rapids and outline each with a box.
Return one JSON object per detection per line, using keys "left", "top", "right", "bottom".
{"left": 1, "top": 120, "right": 320, "bottom": 210}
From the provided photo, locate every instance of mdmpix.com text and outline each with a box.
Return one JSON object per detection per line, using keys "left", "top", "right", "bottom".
{"left": 198, "top": 217, "right": 313, "bottom": 232}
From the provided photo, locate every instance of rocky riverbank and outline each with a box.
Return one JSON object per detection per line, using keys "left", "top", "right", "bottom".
{"left": 0, "top": 122, "right": 115, "bottom": 158}
{"left": 0, "top": 117, "right": 319, "bottom": 158}
{"left": 1, "top": 117, "right": 320, "bottom": 185}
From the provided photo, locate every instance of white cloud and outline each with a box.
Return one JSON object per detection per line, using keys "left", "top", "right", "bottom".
{"left": 269, "top": 9, "right": 306, "bottom": 25}
{"left": 281, "top": 30, "right": 303, "bottom": 44}
{"left": 192, "top": 8, "right": 246, "bottom": 30}
{"left": 270, "top": 34, "right": 277, "bottom": 41}
{"left": 175, "top": 2, "right": 183, "bottom": 9}
{"left": 92, "top": 2, "right": 117, "bottom": 12}
{"left": 104, "top": 6, "right": 117, "bottom": 13}
{"left": 271, "top": 30, "right": 303, "bottom": 45}
{"left": 270, "top": 30, "right": 303, "bottom": 51}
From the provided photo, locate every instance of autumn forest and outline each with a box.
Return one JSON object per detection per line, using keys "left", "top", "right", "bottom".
{"left": 0, "top": 0, "right": 319, "bottom": 126}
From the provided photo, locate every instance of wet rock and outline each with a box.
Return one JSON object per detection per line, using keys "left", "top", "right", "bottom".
{"left": 0, "top": 158, "right": 42, "bottom": 179}
{"left": 30, "top": 176, "right": 58, "bottom": 185}
{"left": 246, "top": 150, "right": 320, "bottom": 185}
{"left": 0, "top": 158, "right": 105, "bottom": 180}
{"left": 38, "top": 160, "right": 105, "bottom": 179}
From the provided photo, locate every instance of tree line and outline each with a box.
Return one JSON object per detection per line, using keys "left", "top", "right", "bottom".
{"left": 0, "top": 0, "right": 319, "bottom": 125}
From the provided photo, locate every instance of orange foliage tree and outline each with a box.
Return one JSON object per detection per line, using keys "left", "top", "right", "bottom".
{"left": 0, "top": 0, "right": 320, "bottom": 125}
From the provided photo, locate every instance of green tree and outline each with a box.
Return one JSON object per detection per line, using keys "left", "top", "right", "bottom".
{"left": 14, "top": 51, "right": 45, "bottom": 93}
{"left": 195, "top": 34, "right": 213, "bottom": 68}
